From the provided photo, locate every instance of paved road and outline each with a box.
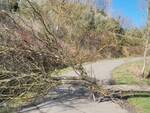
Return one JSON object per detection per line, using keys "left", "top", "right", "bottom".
{"left": 21, "top": 57, "right": 142, "bottom": 113}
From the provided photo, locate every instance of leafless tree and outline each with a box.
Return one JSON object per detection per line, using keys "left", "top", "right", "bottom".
{"left": 141, "top": 0, "right": 150, "bottom": 78}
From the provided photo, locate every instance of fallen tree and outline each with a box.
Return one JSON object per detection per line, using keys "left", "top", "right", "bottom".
{"left": 0, "top": 1, "right": 147, "bottom": 113}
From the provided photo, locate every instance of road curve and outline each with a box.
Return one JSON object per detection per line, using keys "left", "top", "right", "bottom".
{"left": 21, "top": 57, "right": 142, "bottom": 113}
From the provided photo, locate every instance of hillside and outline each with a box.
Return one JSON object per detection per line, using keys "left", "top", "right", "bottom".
{"left": 0, "top": 0, "right": 145, "bottom": 112}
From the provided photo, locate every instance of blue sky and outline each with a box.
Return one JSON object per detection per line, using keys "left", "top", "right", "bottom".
{"left": 96, "top": 0, "right": 148, "bottom": 28}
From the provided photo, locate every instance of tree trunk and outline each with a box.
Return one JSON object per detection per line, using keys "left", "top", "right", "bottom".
{"left": 141, "top": 0, "right": 150, "bottom": 78}
{"left": 141, "top": 39, "right": 148, "bottom": 76}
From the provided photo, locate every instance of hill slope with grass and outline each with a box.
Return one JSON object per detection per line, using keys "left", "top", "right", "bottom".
{"left": 0, "top": 0, "right": 146, "bottom": 112}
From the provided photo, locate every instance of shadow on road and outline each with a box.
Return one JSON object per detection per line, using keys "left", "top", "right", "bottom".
{"left": 20, "top": 84, "right": 92, "bottom": 113}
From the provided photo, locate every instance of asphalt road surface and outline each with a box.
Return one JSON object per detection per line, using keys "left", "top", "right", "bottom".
{"left": 21, "top": 57, "right": 142, "bottom": 113}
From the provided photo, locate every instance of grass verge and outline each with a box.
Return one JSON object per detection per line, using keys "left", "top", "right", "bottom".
{"left": 112, "top": 61, "right": 150, "bottom": 85}
{"left": 112, "top": 61, "right": 150, "bottom": 113}
{"left": 128, "top": 97, "right": 150, "bottom": 113}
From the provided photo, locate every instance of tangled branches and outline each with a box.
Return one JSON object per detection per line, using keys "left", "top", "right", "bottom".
{"left": 0, "top": 0, "right": 122, "bottom": 112}
{"left": 0, "top": 7, "right": 67, "bottom": 111}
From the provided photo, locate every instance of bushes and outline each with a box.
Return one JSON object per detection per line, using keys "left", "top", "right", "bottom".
{"left": 0, "top": 0, "right": 145, "bottom": 111}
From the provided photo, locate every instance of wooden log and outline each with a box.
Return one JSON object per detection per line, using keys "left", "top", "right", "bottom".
{"left": 104, "top": 85, "right": 150, "bottom": 94}
{"left": 51, "top": 78, "right": 150, "bottom": 94}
